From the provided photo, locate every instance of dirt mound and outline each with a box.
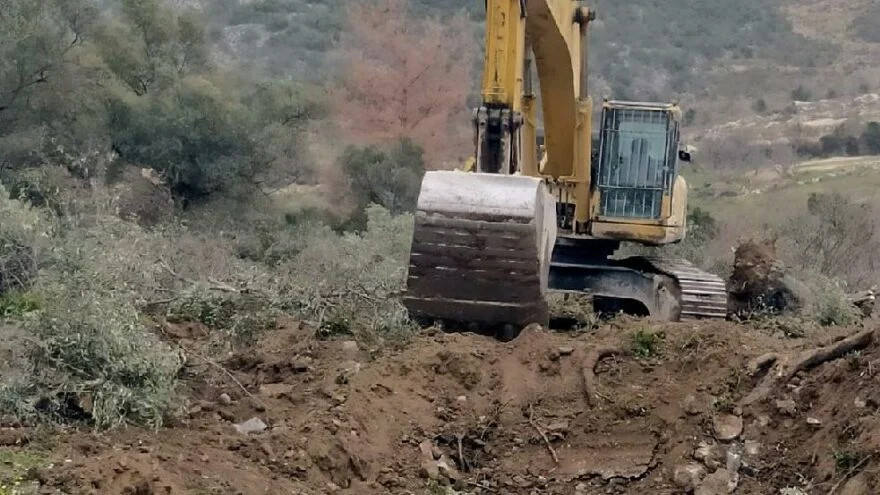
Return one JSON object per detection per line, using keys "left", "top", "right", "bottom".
{"left": 5, "top": 319, "right": 880, "bottom": 494}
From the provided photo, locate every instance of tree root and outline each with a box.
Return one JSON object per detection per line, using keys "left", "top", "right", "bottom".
{"left": 582, "top": 346, "right": 624, "bottom": 407}
{"left": 740, "top": 328, "right": 876, "bottom": 407}
{"left": 527, "top": 404, "right": 558, "bottom": 464}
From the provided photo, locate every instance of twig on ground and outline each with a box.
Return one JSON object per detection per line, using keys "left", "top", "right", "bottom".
{"left": 582, "top": 346, "right": 624, "bottom": 407}
{"left": 828, "top": 454, "right": 873, "bottom": 494}
{"left": 746, "top": 353, "right": 779, "bottom": 375}
{"left": 527, "top": 404, "right": 558, "bottom": 465}
{"left": 457, "top": 434, "right": 468, "bottom": 472}
{"left": 159, "top": 259, "right": 241, "bottom": 294}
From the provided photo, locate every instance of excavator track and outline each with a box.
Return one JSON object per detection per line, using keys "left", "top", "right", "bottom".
{"left": 635, "top": 256, "right": 729, "bottom": 320}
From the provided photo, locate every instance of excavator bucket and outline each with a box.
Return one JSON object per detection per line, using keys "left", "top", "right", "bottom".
{"left": 403, "top": 171, "right": 557, "bottom": 330}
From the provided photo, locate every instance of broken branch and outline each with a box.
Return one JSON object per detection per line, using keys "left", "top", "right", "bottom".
{"left": 527, "top": 404, "right": 558, "bottom": 465}
{"left": 741, "top": 328, "right": 875, "bottom": 406}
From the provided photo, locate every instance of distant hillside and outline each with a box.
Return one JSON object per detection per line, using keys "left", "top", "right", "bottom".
{"left": 188, "top": 0, "right": 880, "bottom": 133}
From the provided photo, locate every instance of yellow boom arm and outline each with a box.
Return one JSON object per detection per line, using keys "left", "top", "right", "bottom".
{"left": 477, "top": 0, "right": 594, "bottom": 225}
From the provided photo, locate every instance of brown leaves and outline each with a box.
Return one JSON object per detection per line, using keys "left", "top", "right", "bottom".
{"left": 334, "top": 0, "right": 476, "bottom": 166}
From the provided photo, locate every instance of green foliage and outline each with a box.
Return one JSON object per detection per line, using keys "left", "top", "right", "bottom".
{"left": 833, "top": 450, "right": 861, "bottom": 473}
{"left": 752, "top": 98, "right": 767, "bottom": 114}
{"left": 779, "top": 193, "right": 875, "bottom": 285}
{"left": 796, "top": 121, "right": 880, "bottom": 159}
{"left": 631, "top": 329, "right": 662, "bottom": 358}
{"left": 861, "top": 122, "right": 880, "bottom": 154}
{"left": 590, "top": 0, "right": 833, "bottom": 98}
{"left": 806, "top": 275, "right": 861, "bottom": 327}
{"left": 108, "top": 76, "right": 258, "bottom": 199}
{"left": 0, "top": 291, "right": 41, "bottom": 317}
{"left": 19, "top": 279, "right": 183, "bottom": 429}
{"left": 277, "top": 205, "right": 415, "bottom": 341}
{"left": 340, "top": 138, "right": 426, "bottom": 227}
{"left": 791, "top": 85, "right": 813, "bottom": 102}
{"left": 0, "top": 185, "right": 50, "bottom": 294}
{"left": 0, "top": 450, "right": 46, "bottom": 495}
{"left": 1, "top": 0, "right": 321, "bottom": 204}
{"left": 167, "top": 289, "right": 277, "bottom": 343}
{"left": 851, "top": 4, "right": 880, "bottom": 43}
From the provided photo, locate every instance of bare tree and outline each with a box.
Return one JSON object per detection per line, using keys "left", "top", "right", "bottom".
{"left": 333, "top": 0, "right": 475, "bottom": 164}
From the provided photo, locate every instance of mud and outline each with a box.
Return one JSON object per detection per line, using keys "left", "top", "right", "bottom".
{"left": 6, "top": 318, "right": 880, "bottom": 494}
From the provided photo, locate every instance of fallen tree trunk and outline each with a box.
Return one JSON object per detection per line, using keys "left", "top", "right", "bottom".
{"left": 741, "top": 328, "right": 876, "bottom": 407}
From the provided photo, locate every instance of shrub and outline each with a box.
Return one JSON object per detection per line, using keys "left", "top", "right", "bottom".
{"left": 339, "top": 138, "right": 426, "bottom": 228}
{"left": 277, "top": 205, "right": 415, "bottom": 342}
{"left": 2, "top": 279, "right": 183, "bottom": 429}
{"left": 861, "top": 122, "right": 880, "bottom": 155}
{"left": 631, "top": 329, "right": 662, "bottom": 358}
{"left": 167, "top": 288, "right": 277, "bottom": 343}
{"left": 792, "top": 85, "right": 813, "bottom": 101}
{"left": 752, "top": 98, "right": 767, "bottom": 113}
{"left": 0, "top": 291, "right": 41, "bottom": 317}
{"left": 0, "top": 185, "right": 50, "bottom": 294}
{"left": 777, "top": 193, "right": 876, "bottom": 287}
{"left": 806, "top": 275, "right": 861, "bottom": 327}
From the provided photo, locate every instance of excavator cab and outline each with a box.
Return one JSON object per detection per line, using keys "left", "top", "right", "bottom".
{"left": 594, "top": 102, "right": 681, "bottom": 222}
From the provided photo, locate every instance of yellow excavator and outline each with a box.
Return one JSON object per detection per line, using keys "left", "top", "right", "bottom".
{"left": 403, "top": 0, "right": 728, "bottom": 339}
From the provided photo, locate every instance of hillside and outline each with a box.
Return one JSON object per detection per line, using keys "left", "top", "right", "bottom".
{"left": 190, "top": 0, "right": 873, "bottom": 116}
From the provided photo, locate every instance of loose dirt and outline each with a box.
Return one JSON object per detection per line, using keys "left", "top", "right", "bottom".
{"left": 5, "top": 318, "right": 880, "bottom": 494}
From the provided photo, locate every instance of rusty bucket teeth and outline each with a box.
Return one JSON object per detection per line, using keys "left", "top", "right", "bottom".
{"left": 403, "top": 171, "right": 557, "bottom": 328}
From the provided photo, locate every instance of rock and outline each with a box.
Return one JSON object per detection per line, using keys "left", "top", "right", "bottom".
{"left": 419, "top": 460, "right": 440, "bottom": 480}
{"left": 713, "top": 414, "right": 744, "bottom": 441}
{"left": 854, "top": 397, "right": 867, "bottom": 408}
{"left": 744, "top": 440, "right": 761, "bottom": 457}
{"left": 218, "top": 393, "right": 233, "bottom": 406}
{"left": 547, "top": 420, "right": 570, "bottom": 433}
{"left": 418, "top": 440, "right": 434, "bottom": 461}
{"left": 696, "top": 468, "right": 734, "bottom": 495}
{"left": 291, "top": 358, "right": 313, "bottom": 373}
{"left": 341, "top": 341, "right": 359, "bottom": 353}
{"left": 776, "top": 399, "right": 797, "bottom": 416}
{"left": 456, "top": 395, "right": 467, "bottom": 404}
{"left": 694, "top": 442, "right": 726, "bottom": 470}
{"left": 806, "top": 417, "right": 822, "bottom": 427}
{"left": 682, "top": 395, "right": 703, "bottom": 416}
{"left": 437, "top": 454, "right": 460, "bottom": 480}
{"left": 756, "top": 414, "right": 771, "bottom": 427}
{"left": 259, "top": 383, "right": 295, "bottom": 398}
{"left": 726, "top": 447, "right": 742, "bottom": 474}
{"left": 558, "top": 346, "right": 575, "bottom": 356}
{"left": 673, "top": 463, "right": 707, "bottom": 492}
{"left": 234, "top": 417, "right": 268, "bottom": 435}
{"left": 839, "top": 472, "right": 870, "bottom": 495}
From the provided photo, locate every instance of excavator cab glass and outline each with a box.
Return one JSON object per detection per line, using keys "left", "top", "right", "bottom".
{"left": 595, "top": 102, "right": 681, "bottom": 220}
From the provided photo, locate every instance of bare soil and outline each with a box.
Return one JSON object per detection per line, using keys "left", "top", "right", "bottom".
{"left": 5, "top": 317, "right": 880, "bottom": 494}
